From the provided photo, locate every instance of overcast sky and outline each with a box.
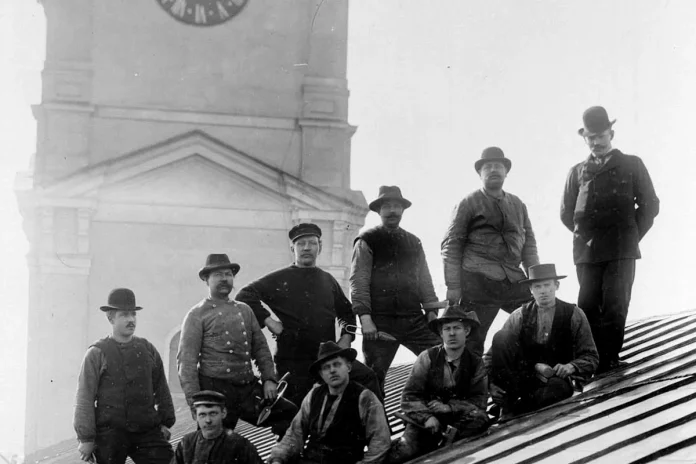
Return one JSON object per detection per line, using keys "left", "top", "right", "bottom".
{"left": 2, "top": 0, "right": 696, "bottom": 457}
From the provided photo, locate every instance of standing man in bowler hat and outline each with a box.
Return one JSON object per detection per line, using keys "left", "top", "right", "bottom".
{"left": 488, "top": 264, "right": 598, "bottom": 416}
{"left": 350, "top": 186, "right": 443, "bottom": 395}
{"left": 236, "top": 223, "right": 382, "bottom": 407}
{"left": 177, "top": 254, "right": 297, "bottom": 438}
{"left": 561, "top": 106, "right": 659, "bottom": 373}
{"left": 73, "top": 288, "right": 175, "bottom": 463}
{"left": 442, "top": 147, "right": 540, "bottom": 356}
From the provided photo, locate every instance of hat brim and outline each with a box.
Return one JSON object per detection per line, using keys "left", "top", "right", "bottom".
{"left": 368, "top": 198, "right": 412, "bottom": 213}
{"left": 475, "top": 158, "right": 512, "bottom": 173}
{"left": 290, "top": 232, "right": 321, "bottom": 242}
{"left": 428, "top": 317, "right": 480, "bottom": 335}
{"left": 519, "top": 275, "right": 567, "bottom": 285}
{"left": 309, "top": 348, "right": 357, "bottom": 376}
{"left": 577, "top": 119, "right": 617, "bottom": 136}
{"left": 100, "top": 305, "right": 143, "bottom": 312}
{"left": 199, "top": 263, "right": 241, "bottom": 280}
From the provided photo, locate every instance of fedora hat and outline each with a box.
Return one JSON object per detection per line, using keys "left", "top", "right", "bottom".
{"left": 368, "top": 186, "right": 412, "bottom": 213}
{"left": 578, "top": 106, "right": 616, "bottom": 136}
{"left": 99, "top": 288, "right": 142, "bottom": 312}
{"left": 309, "top": 341, "right": 357, "bottom": 377}
{"left": 288, "top": 223, "right": 322, "bottom": 242}
{"left": 474, "top": 147, "right": 512, "bottom": 173}
{"left": 520, "top": 263, "right": 567, "bottom": 284}
{"left": 198, "top": 254, "right": 241, "bottom": 280}
{"left": 428, "top": 304, "right": 481, "bottom": 334}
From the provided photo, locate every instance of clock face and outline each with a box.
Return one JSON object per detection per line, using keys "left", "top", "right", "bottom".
{"left": 156, "top": 0, "right": 249, "bottom": 27}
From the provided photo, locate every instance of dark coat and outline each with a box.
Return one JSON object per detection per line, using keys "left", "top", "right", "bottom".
{"left": 561, "top": 149, "right": 659, "bottom": 264}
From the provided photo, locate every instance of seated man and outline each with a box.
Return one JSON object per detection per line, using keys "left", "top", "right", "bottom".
{"left": 489, "top": 264, "right": 599, "bottom": 417}
{"left": 173, "top": 390, "right": 263, "bottom": 464}
{"left": 390, "top": 305, "right": 490, "bottom": 462}
{"left": 269, "top": 342, "right": 391, "bottom": 464}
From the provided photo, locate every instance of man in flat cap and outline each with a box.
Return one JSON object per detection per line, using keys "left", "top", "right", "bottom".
{"left": 350, "top": 185, "right": 443, "bottom": 396}
{"left": 562, "top": 106, "right": 659, "bottom": 373}
{"left": 390, "top": 306, "right": 490, "bottom": 462}
{"left": 442, "top": 147, "right": 540, "bottom": 357}
{"left": 73, "top": 288, "right": 175, "bottom": 463}
{"left": 237, "top": 223, "right": 381, "bottom": 407}
{"left": 177, "top": 255, "right": 297, "bottom": 439}
{"left": 269, "top": 342, "right": 391, "bottom": 464}
{"left": 488, "top": 264, "right": 598, "bottom": 416}
{"left": 173, "top": 390, "right": 263, "bottom": 464}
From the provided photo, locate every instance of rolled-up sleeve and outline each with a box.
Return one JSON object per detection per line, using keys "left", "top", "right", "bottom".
{"left": 442, "top": 199, "right": 471, "bottom": 290}
{"left": 359, "top": 390, "right": 391, "bottom": 464}
{"left": 350, "top": 239, "right": 373, "bottom": 317}
{"left": 74, "top": 347, "right": 104, "bottom": 442}
{"left": 177, "top": 309, "right": 203, "bottom": 405}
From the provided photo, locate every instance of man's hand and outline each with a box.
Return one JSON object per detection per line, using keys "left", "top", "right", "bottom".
{"left": 424, "top": 416, "right": 441, "bottom": 434}
{"left": 489, "top": 382, "right": 507, "bottom": 405}
{"left": 446, "top": 288, "right": 461, "bottom": 304}
{"left": 160, "top": 425, "right": 171, "bottom": 441}
{"left": 264, "top": 317, "right": 284, "bottom": 336}
{"left": 264, "top": 380, "right": 279, "bottom": 401}
{"left": 359, "top": 315, "right": 379, "bottom": 341}
{"left": 426, "top": 312, "right": 438, "bottom": 323}
{"left": 427, "top": 399, "right": 452, "bottom": 415}
{"left": 337, "top": 333, "right": 352, "bottom": 349}
{"left": 77, "top": 441, "right": 95, "bottom": 462}
{"left": 553, "top": 363, "right": 576, "bottom": 379}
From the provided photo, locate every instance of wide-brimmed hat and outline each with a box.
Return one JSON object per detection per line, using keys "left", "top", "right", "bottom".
{"left": 428, "top": 304, "right": 481, "bottom": 334}
{"left": 99, "top": 288, "right": 142, "bottom": 312}
{"left": 191, "top": 390, "right": 227, "bottom": 407}
{"left": 309, "top": 341, "right": 357, "bottom": 376}
{"left": 289, "top": 223, "right": 322, "bottom": 242}
{"left": 578, "top": 106, "right": 616, "bottom": 136}
{"left": 368, "top": 186, "right": 412, "bottom": 213}
{"left": 520, "top": 263, "right": 567, "bottom": 284}
{"left": 474, "top": 147, "right": 512, "bottom": 173}
{"left": 198, "top": 254, "right": 241, "bottom": 280}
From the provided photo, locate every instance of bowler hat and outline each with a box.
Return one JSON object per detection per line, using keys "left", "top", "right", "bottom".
{"left": 289, "top": 223, "right": 322, "bottom": 242}
{"left": 309, "top": 341, "right": 357, "bottom": 376}
{"left": 474, "top": 147, "right": 512, "bottom": 173}
{"left": 578, "top": 106, "right": 616, "bottom": 136}
{"left": 198, "top": 254, "right": 241, "bottom": 280}
{"left": 99, "top": 288, "right": 142, "bottom": 312}
{"left": 192, "top": 390, "right": 227, "bottom": 407}
{"left": 428, "top": 304, "right": 481, "bottom": 334}
{"left": 368, "top": 186, "right": 412, "bottom": 213}
{"left": 519, "top": 263, "right": 567, "bottom": 284}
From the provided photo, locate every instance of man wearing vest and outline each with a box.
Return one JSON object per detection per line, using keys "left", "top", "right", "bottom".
{"left": 173, "top": 390, "right": 263, "bottom": 464}
{"left": 488, "top": 264, "right": 599, "bottom": 416}
{"left": 269, "top": 341, "right": 391, "bottom": 464}
{"left": 351, "top": 185, "right": 443, "bottom": 395}
{"left": 237, "top": 223, "right": 381, "bottom": 407}
{"left": 442, "top": 147, "right": 540, "bottom": 357}
{"left": 177, "top": 255, "right": 298, "bottom": 439}
{"left": 73, "top": 288, "right": 175, "bottom": 463}
{"left": 561, "top": 106, "right": 660, "bottom": 373}
{"left": 390, "top": 306, "right": 490, "bottom": 462}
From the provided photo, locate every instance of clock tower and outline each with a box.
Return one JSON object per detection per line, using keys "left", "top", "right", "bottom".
{"left": 18, "top": 0, "right": 366, "bottom": 455}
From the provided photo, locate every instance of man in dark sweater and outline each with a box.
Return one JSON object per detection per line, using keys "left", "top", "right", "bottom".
{"left": 173, "top": 390, "right": 263, "bottom": 464}
{"left": 488, "top": 264, "right": 599, "bottom": 416}
{"left": 236, "top": 223, "right": 381, "bottom": 407}
{"left": 350, "top": 186, "right": 443, "bottom": 394}
{"left": 73, "top": 288, "right": 175, "bottom": 463}
{"left": 269, "top": 342, "right": 391, "bottom": 464}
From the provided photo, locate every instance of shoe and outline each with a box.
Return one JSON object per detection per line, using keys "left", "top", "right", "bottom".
{"left": 596, "top": 359, "right": 628, "bottom": 375}
{"left": 535, "top": 363, "right": 555, "bottom": 383}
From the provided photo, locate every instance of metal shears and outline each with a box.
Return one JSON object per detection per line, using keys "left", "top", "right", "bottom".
{"left": 257, "top": 372, "right": 290, "bottom": 426}
{"left": 343, "top": 324, "right": 398, "bottom": 342}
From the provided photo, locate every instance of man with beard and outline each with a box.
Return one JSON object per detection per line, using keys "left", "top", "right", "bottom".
{"left": 442, "top": 147, "right": 540, "bottom": 356}
{"left": 351, "top": 185, "right": 443, "bottom": 395}
{"left": 73, "top": 288, "right": 175, "bottom": 463}
{"left": 178, "top": 254, "right": 297, "bottom": 438}
{"left": 173, "top": 390, "right": 263, "bottom": 464}
{"left": 236, "top": 223, "right": 382, "bottom": 407}
{"left": 562, "top": 106, "right": 659, "bottom": 373}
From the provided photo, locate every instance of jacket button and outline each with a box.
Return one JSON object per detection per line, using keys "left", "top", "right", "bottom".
{"left": 226, "top": 368, "right": 230, "bottom": 373}
{"left": 212, "top": 304, "right": 217, "bottom": 308}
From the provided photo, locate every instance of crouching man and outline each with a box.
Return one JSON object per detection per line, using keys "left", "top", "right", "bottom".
{"left": 269, "top": 342, "right": 391, "bottom": 464}
{"left": 390, "top": 306, "right": 490, "bottom": 462}
{"left": 173, "top": 390, "right": 263, "bottom": 464}
{"left": 489, "top": 264, "right": 599, "bottom": 417}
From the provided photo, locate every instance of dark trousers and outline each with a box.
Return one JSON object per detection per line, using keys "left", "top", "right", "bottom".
{"left": 459, "top": 270, "right": 533, "bottom": 356}
{"left": 94, "top": 426, "right": 172, "bottom": 464}
{"left": 490, "top": 330, "right": 573, "bottom": 414}
{"left": 576, "top": 259, "right": 636, "bottom": 368}
{"left": 363, "top": 313, "right": 441, "bottom": 396}
{"left": 199, "top": 375, "right": 298, "bottom": 437}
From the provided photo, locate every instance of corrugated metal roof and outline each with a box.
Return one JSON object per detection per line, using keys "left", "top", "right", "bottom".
{"left": 26, "top": 309, "right": 696, "bottom": 463}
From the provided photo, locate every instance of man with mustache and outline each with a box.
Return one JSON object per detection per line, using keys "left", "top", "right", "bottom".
{"left": 561, "top": 106, "right": 659, "bottom": 373}
{"left": 73, "top": 288, "right": 175, "bottom": 463}
{"left": 442, "top": 147, "right": 540, "bottom": 357}
{"left": 236, "top": 223, "right": 381, "bottom": 407}
{"left": 350, "top": 186, "right": 442, "bottom": 395}
{"left": 177, "top": 255, "right": 297, "bottom": 439}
